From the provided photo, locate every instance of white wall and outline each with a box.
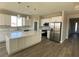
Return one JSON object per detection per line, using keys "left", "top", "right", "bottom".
{"left": 60, "top": 11, "right": 67, "bottom": 43}
{"left": 66, "top": 15, "right": 69, "bottom": 39}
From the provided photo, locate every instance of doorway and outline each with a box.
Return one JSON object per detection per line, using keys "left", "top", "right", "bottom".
{"left": 69, "top": 18, "right": 79, "bottom": 38}
{"left": 34, "top": 22, "right": 38, "bottom": 31}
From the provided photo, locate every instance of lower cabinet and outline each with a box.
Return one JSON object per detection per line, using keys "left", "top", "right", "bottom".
{"left": 9, "top": 39, "right": 18, "bottom": 54}
{"left": 6, "top": 32, "right": 41, "bottom": 55}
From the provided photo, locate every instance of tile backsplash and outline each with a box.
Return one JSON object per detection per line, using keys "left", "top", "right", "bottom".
{"left": 0, "top": 25, "right": 32, "bottom": 31}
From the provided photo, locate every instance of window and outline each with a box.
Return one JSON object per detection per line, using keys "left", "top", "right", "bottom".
{"left": 75, "top": 22, "right": 78, "bottom": 32}
{"left": 11, "top": 16, "right": 17, "bottom": 27}
{"left": 11, "top": 16, "right": 25, "bottom": 27}
{"left": 17, "top": 17, "right": 22, "bottom": 26}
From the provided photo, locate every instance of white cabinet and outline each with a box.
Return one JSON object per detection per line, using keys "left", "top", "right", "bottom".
{"left": 25, "top": 19, "right": 33, "bottom": 27}
{"left": 18, "top": 37, "right": 26, "bottom": 50}
{"left": 5, "top": 15, "right": 11, "bottom": 25}
{"left": 0, "top": 32, "right": 5, "bottom": 42}
{"left": 0, "top": 14, "right": 11, "bottom": 25}
{"left": 6, "top": 31, "right": 41, "bottom": 55}
{"left": 9, "top": 39, "right": 18, "bottom": 53}
{"left": 0, "top": 30, "right": 9, "bottom": 42}
{"left": 41, "top": 18, "right": 51, "bottom": 26}
{"left": 41, "top": 16, "right": 62, "bottom": 26}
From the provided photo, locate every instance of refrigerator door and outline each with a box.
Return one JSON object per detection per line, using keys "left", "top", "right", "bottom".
{"left": 50, "top": 22, "right": 62, "bottom": 42}
{"left": 54, "top": 23, "right": 61, "bottom": 42}
{"left": 50, "top": 23, "right": 54, "bottom": 41}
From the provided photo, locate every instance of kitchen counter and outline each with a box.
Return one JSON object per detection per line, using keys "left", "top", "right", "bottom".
{"left": 5, "top": 31, "right": 41, "bottom": 55}
{"left": 7, "top": 31, "right": 36, "bottom": 39}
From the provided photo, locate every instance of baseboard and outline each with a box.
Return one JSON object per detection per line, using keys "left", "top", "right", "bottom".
{"left": 60, "top": 38, "right": 67, "bottom": 44}
{"left": 60, "top": 40, "right": 63, "bottom": 43}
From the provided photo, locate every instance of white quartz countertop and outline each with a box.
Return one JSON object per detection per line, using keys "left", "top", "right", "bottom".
{"left": 6, "top": 31, "right": 37, "bottom": 39}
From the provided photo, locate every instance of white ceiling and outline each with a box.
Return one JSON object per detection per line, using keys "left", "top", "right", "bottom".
{"left": 0, "top": 2, "right": 79, "bottom": 15}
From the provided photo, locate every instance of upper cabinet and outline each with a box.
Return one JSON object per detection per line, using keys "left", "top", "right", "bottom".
{"left": 41, "top": 16, "right": 62, "bottom": 26}
{"left": 41, "top": 18, "right": 52, "bottom": 26}
{"left": 0, "top": 14, "right": 11, "bottom": 25}
{"left": 25, "top": 18, "right": 32, "bottom": 27}
{"left": 52, "top": 16, "right": 62, "bottom": 22}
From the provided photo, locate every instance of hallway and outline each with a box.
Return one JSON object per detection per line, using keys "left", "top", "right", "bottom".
{"left": 69, "top": 34, "right": 79, "bottom": 56}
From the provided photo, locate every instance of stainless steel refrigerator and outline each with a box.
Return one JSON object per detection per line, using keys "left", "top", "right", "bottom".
{"left": 50, "top": 22, "right": 62, "bottom": 43}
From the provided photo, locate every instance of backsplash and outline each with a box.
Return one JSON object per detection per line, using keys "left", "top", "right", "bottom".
{"left": 0, "top": 25, "right": 33, "bottom": 31}
{"left": 0, "top": 25, "right": 10, "bottom": 28}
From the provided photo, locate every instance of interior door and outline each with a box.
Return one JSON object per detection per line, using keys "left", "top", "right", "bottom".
{"left": 34, "top": 22, "right": 37, "bottom": 31}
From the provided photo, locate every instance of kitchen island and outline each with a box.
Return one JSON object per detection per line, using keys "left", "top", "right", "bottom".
{"left": 5, "top": 31, "right": 41, "bottom": 55}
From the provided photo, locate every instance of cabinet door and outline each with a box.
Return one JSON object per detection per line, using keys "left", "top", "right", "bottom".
{"left": 0, "top": 14, "right": 11, "bottom": 25}
{"left": 18, "top": 37, "right": 25, "bottom": 50}
{"left": 10, "top": 39, "right": 18, "bottom": 54}
{"left": 5, "top": 15, "right": 11, "bottom": 25}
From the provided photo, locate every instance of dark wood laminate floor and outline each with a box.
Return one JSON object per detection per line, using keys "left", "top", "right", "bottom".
{"left": 0, "top": 35, "right": 79, "bottom": 57}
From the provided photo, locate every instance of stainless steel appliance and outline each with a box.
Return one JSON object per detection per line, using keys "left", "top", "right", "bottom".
{"left": 50, "top": 22, "right": 62, "bottom": 42}
{"left": 41, "top": 23, "right": 50, "bottom": 37}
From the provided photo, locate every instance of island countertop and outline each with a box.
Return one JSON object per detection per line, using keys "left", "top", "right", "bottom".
{"left": 6, "top": 31, "right": 39, "bottom": 39}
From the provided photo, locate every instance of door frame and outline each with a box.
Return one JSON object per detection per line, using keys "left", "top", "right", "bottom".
{"left": 69, "top": 18, "right": 79, "bottom": 37}
{"left": 33, "top": 20, "right": 39, "bottom": 31}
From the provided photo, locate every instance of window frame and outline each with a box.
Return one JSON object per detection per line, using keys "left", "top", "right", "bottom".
{"left": 11, "top": 16, "right": 26, "bottom": 27}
